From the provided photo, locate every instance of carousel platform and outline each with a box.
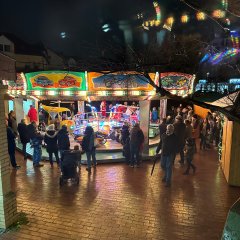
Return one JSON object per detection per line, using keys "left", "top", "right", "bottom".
{"left": 16, "top": 136, "right": 159, "bottom": 164}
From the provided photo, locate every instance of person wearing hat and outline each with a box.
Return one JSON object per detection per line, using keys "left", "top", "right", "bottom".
{"left": 183, "top": 138, "right": 196, "bottom": 175}
{"left": 57, "top": 125, "right": 70, "bottom": 161}
{"left": 156, "top": 124, "right": 177, "bottom": 187}
{"left": 44, "top": 124, "right": 60, "bottom": 167}
{"left": 173, "top": 115, "right": 186, "bottom": 165}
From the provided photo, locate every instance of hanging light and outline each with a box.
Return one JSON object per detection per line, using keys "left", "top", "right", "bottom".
{"left": 212, "top": 10, "right": 226, "bottom": 18}
{"left": 166, "top": 17, "right": 174, "bottom": 26}
{"left": 181, "top": 14, "right": 189, "bottom": 23}
{"left": 196, "top": 12, "right": 206, "bottom": 21}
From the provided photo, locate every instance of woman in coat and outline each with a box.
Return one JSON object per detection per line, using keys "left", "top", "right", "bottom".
{"left": 81, "top": 126, "right": 96, "bottom": 173}
{"left": 17, "top": 119, "right": 30, "bottom": 159}
{"left": 44, "top": 124, "right": 59, "bottom": 167}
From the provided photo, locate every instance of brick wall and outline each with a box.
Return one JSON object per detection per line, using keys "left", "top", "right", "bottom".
{"left": 0, "top": 85, "right": 18, "bottom": 229}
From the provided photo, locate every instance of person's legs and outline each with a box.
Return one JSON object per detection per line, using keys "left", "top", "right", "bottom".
{"left": 161, "top": 155, "right": 167, "bottom": 181}
{"left": 165, "top": 155, "right": 174, "bottom": 186}
{"left": 9, "top": 152, "right": 17, "bottom": 168}
{"left": 49, "top": 152, "right": 53, "bottom": 166}
{"left": 179, "top": 147, "right": 185, "bottom": 164}
{"left": 184, "top": 158, "right": 191, "bottom": 174}
{"left": 22, "top": 143, "right": 27, "bottom": 159}
{"left": 91, "top": 148, "right": 97, "bottom": 166}
{"left": 33, "top": 147, "right": 37, "bottom": 165}
{"left": 54, "top": 151, "right": 59, "bottom": 165}
{"left": 136, "top": 147, "right": 140, "bottom": 165}
{"left": 86, "top": 151, "right": 92, "bottom": 170}
{"left": 130, "top": 145, "right": 135, "bottom": 166}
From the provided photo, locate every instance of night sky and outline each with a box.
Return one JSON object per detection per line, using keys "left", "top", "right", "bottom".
{"left": 0, "top": 0, "right": 225, "bottom": 57}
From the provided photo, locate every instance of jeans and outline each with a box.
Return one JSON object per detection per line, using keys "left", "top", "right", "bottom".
{"left": 33, "top": 147, "right": 42, "bottom": 165}
{"left": 200, "top": 135, "right": 206, "bottom": 150}
{"left": 185, "top": 157, "right": 196, "bottom": 173}
{"left": 86, "top": 148, "right": 96, "bottom": 169}
{"left": 9, "top": 152, "right": 17, "bottom": 168}
{"left": 130, "top": 144, "right": 140, "bottom": 165}
{"left": 173, "top": 147, "right": 184, "bottom": 164}
{"left": 161, "top": 154, "right": 174, "bottom": 183}
{"left": 22, "top": 143, "right": 27, "bottom": 158}
{"left": 49, "top": 151, "right": 59, "bottom": 165}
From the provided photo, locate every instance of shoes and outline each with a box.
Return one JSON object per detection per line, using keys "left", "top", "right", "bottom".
{"left": 165, "top": 182, "right": 171, "bottom": 187}
{"left": 86, "top": 168, "right": 91, "bottom": 173}
{"left": 24, "top": 156, "right": 28, "bottom": 160}
{"left": 162, "top": 177, "right": 166, "bottom": 183}
{"left": 130, "top": 165, "right": 134, "bottom": 168}
{"left": 136, "top": 164, "right": 140, "bottom": 168}
{"left": 14, "top": 165, "right": 21, "bottom": 169}
{"left": 50, "top": 164, "right": 53, "bottom": 168}
{"left": 34, "top": 163, "right": 44, "bottom": 167}
{"left": 92, "top": 163, "right": 97, "bottom": 167}
{"left": 183, "top": 172, "right": 189, "bottom": 175}
{"left": 193, "top": 167, "right": 196, "bottom": 174}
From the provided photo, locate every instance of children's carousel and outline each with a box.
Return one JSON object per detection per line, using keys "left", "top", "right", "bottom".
{"left": 3, "top": 70, "right": 195, "bottom": 163}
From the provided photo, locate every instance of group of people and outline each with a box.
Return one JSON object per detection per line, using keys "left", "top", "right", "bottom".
{"left": 156, "top": 104, "right": 222, "bottom": 187}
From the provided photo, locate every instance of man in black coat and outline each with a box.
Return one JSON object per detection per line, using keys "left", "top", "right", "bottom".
{"left": 6, "top": 121, "right": 20, "bottom": 169}
{"left": 173, "top": 115, "right": 186, "bottom": 165}
{"left": 156, "top": 124, "right": 176, "bottom": 187}
{"left": 18, "top": 119, "right": 30, "bottom": 159}
{"left": 159, "top": 118, "right": 167, "bottom": 138}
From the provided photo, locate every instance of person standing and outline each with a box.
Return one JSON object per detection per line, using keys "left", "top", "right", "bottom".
{"left": 183, "top": 138, "right": 196, "bottom": 175}
{"left": 28, "top": 105, "right": 38, "bottom": 123}
{"left": 17, "top": 119, "right": 30, "bottom": 160}
{"left": 173, "top": 115, "right": 186, "bottom": 165}
{"left": 44, "top": 124, "right": 60, "bottom": 167}
{"left": 81, "top": 126, "right": 97, "bottom": 173}
{"left": 151, "top": 107, "right": 158, "bottom": 123}
{"left": 156, "top": 124, "right": 176, "bottom": 187}
{"left": 184, "top": 119, "right": 193, "bottom": 140}
{"left": 57, "top": 125, "right": 70, "bottom": 161}
{"left": 129, "top": 123, "right": 144, "bottom": 167}
{"left": 27, "top": 121, "right": 37, "bottom": 140}
{"left": 121, "top": 121, "right": 130, "bottom": 145}
{"left": 31, "top": 131, "right": 44, "bottom": 167}
{"left": 159, "top": 118, "right": 167, "bottom": 138}
{"left": 8, "top": 111, "right": 18, "bottom": 136}
{"left": 6, "top": 120, "right": 20, "bottom": 169}
{"left": 200, "top": 118, "right": 210, "bottom": 150}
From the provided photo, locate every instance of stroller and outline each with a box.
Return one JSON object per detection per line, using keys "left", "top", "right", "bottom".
{"left": 59, "top": 150, "right": 81, "bottom": 187}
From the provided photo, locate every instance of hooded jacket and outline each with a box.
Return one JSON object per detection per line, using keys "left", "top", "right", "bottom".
{"left": 18, "top": 122, "right": 30, "bottom": 144}
{"left": 44, "top": 130, "right": 58, "bottom": 152}
{"left": 156, "top": 132, "right": 177, "bottom": 156}
{"left": 57, "top": 128, "right": 70, "bottom": 150}
{"left": 130, "top": 125, "right": 144, "bottom": 147}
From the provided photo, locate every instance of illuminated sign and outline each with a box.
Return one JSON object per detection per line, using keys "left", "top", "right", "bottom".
{"left": 25, "top": 71, "right": 86, "bottom": 91}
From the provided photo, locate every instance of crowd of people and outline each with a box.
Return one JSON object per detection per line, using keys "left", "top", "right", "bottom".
{"left": 5, "top": 103, "right": 222, "bottom": 187}
{"left": 156, "top": 104, "right": 222, "bottom": 187}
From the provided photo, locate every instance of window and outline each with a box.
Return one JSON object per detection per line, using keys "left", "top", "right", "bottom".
{"left": 4, "top": 45, "right": 10, "bottom": 52}
{"left": 0, "top": 44, "right": 3, "bottom": 51}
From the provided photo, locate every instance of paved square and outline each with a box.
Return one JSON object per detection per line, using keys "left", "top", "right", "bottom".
{"left": 1, "top": 150, "right": 240, "bottom": 240}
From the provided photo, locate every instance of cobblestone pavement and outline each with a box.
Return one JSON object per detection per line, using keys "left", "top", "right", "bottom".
{"left": 1, "top": 149, "right": 240, "bottom": 240}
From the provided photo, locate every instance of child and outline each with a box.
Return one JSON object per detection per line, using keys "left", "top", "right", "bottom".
{"left": 31, "top": 132, "right": 44, "bottom": 167}
{"left": 183, "top": 138, "right": 196, "bottom": 175}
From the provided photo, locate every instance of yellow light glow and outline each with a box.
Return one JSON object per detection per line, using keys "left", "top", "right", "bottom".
{"left": 145, "top": 21, "right": 149, "bottom": 27}
{"left": 63, "top": 91, "right": 71, "bottom": 96}
{"left": 155, "top": 20, "right": 161, "bottom": 26}
{"left": 22, "top": 90, "right": 26, "bottom": 95}
{"left": 131, "top": 91, "right": 140, "bottom": 96}
{"left": 78, "top": 91, "right": 87, "bottom": 96}
{"left": 212, "top": 10, "right": 226, "bottom": 18}
{"left": 181, "top": 14, "right": 189, "bottom": 23}
{"left": 167, "top": 17, "right": 174, "bottom": 26}
{"left": 16, "top": 90, "right": 21, "bottom": 95}
{"left": 113, "top": 91, "right": 125, "bottom": 96}
{"left": 97, "top": 91, "right": 107, "bottom": 96}
{"left": 48, "top": 90, "right": 55, "bottom": 96}
{"left": 196, "top": 12, "right": 206, "bottom": 21}
{"left": 148, "top": 90, "right": 156, "bottom": 96}
{"left": 11, "top": 90, "right": 16, "bottom": 94}
{"left": 34, "top": 90, "right": 41, "bottom": 96}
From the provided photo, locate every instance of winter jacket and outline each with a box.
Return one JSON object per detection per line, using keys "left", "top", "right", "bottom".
{"left": 28, "top": 107, "right": 38, "bottom": 122}
{"left": 156, "top": 133, "right": 177, "bottom": 156}
{"left": 17, "top": 123, "right": 30, "bottom": 144}
{"left": 121, "top": 125, "right": 130, "bottom": 144}
{"left": 159, "top": 123, "right": 167, "bottom": 137}
{"left": 7, "top": 127, "right": 16, "bottom": 154}
{"left": 31, "top": 133, "right": 43, "bottom": 148}
{"left": 27, "top": 123, "right": 37, "bottom": 140}
{"left": 44, "top": 130, "right": 58, "bottom": 153}
{"left": 173, "top": 121, "right": 186, "bottom": 151}
{"left": 185, "top": 144, "right": 194, "bottom": 161}
{"left": 185, "top": 125, "right": 193, "bottom": 139}
{"left": 8, "top": 116, "right": 18, "bottom": 135}
{"left": 81, "top": 133, "right": 95, "bottom": 152}
{"left": 130, "top": 126, "right": 144, "bottom": 147}
{"left": 57, "top": 129, "right": 70, "bottom": 150}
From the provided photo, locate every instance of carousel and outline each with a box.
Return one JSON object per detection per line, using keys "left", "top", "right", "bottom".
{"left": 3, "top": 70, "right": 195, "bottom": 163}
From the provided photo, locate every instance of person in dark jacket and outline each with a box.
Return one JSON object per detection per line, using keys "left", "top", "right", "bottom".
{"left": 121, "top": 121, "right": 130, "bottom": 145}
{"left": 183, "top": 138, "right": 196, "bottom": 175}
{"left": 123, "top": 136, "right": 131, "bottom": 165}
{"left": 27, "top": 121, "right": 37, "bottom": 140}
{"left": 58, "top": 125, "right": 70, "bottom": 161}
{"left": 81, "top": 126, "right": 96, "bottom": 173}
{"left": 156, "top": 124, "right": 176, "bottom": 187}
{"left": 173, "top": 115, "right": 186, "bottom": 165}
{"left": 44, "top": 124, "right": 59, "bottom": 167}
{"left": 17, "top": 119, "right": 30, "bottom": 159}
{"left": 159, "top": 118, "right": 167, "bottom": 138}
{"left": 129, "top": 123, "right": 144, "bottom": 167}
{"left": 8, "top": 111, "right": 18, "bottom": 136}
{"left": 6, "top": 121, "right": 20, "bottom": 169}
